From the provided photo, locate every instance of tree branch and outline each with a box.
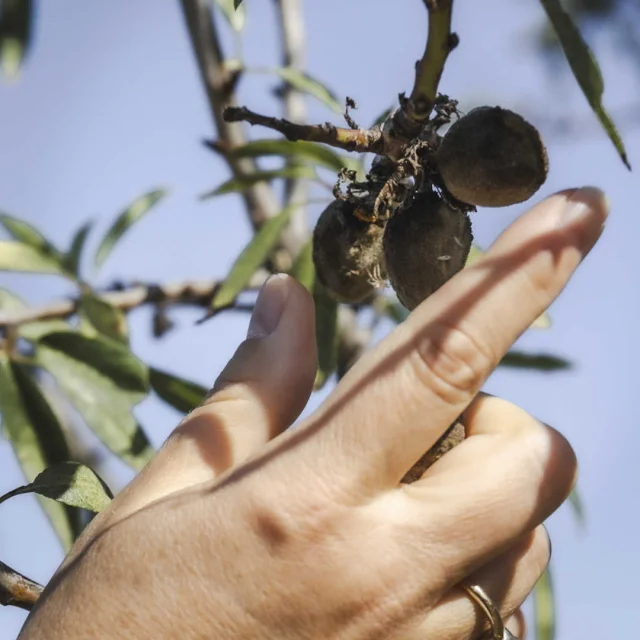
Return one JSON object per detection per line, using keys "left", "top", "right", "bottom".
{"left": 0, "top": 560, "right": 43, "bottom": 612}
{"left": 180, "top": 0, "right": 280, "bottom": 229}
{"left": 0, "top": 271, "right": 269, "bottom": 328}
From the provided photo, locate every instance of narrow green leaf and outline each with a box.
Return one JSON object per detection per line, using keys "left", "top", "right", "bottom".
{"left": 0, "top": 357, "right": 82, "bottom": 550}
{"left": 63, "top": 220, "right": 94, "bottom": 277}
{"left": 541, "top": 0, "right": 631, "bottom": 168}
{"left": 465, "top": 244, "right": 551, "bottom": 329}
{"left": 0, "top": 241, "right": 66, "bottom": 275}
{"left": 0, "top": 0, "right": 33, "bottom": 79}
{"left": 36, "top": 331, "right": 154, "bottom": 470}
{"left": 211, "top": 203, "right": 299, "bottom": 311}
{"left": 313, "top": 281, "right": 339, "bottom": 389}
{"left": 233, "top": 0, "right": 243, "bottom": 8}
{"left": 499, "top": 351, "right": 571, "bottom": 372}
{"left": 273, "top": 68, "right": 342, "bottom": 113}
{"left": 0, "top": 461, "right": 113, "bottom": 514}
{"left": 94, "top": 188, "right": 168, "bottom": 271}
{"left": 290, "top": 240, "right": 315, "bottom": 292}
{"left": 567, "top": 485, "right": 585, "bottom": 526}
{"left": 0, "top": 213, "right": 60, "bottom": 257}
{"left": 0, "top": 288, "right": 70, "bottom": 341}
{"left": 533, "top": 567, "right": 555, "bottom": 640}
{"left": 200, "top": 167, "right": 315, "bottom": 199}
{"left": 371, "top": 106, "right": 394, "bottom": 128}
{"left": 79, "top": 292, "right": 129, "bottom": 344}
{"left": 230, "top": 139, "right": 359, "bottom": 173}
{"left": 149, "top": 367, "right": 207, "bottom": 414}
{"left": 213, "top": 0, "right": 246, "bottom": 30}
{"left": 380, "top": 298, "right": 410, "bottom": 325}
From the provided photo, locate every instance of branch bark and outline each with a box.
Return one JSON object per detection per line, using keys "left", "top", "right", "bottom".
{"left": 0, "top": 560, "right": 43, "bottom": 612}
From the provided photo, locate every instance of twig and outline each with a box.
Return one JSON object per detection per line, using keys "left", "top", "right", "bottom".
{"left": 0, "top": 271, "right": 269, "bottom": 328}
{"left": 275, "top": 0, "right": 309, "bottom": 252}
{"left": 224, "top": 106, "right": 384, "bottom": 153}
{"left": 0, "top": 560, "right": 43, "bottom": 611}
{"left": 180, "top": 0, "right": 280, "bottom": 230}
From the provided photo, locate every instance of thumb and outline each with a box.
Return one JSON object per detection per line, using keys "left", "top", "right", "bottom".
{"left": 112, "top": 274, "right": 317, "bottom": 517}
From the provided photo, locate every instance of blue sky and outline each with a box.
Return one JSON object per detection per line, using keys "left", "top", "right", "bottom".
{"left": 1, "top": 1, "right": 639, "bottom": 638}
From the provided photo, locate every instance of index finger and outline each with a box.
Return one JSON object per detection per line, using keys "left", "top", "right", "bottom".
{"left": 291, "top": 187, "right": 608, "bottom": 494}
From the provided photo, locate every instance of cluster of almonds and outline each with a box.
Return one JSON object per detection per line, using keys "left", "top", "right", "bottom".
{"left": 312, "top": 106, "right": 549, "bottom": 312}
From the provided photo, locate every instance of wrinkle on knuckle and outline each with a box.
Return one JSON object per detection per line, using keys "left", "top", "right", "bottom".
{"left": 409, "top": 322, "right": 495, "bottom": 406}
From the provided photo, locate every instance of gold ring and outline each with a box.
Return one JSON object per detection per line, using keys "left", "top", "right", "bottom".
{"left": 463, "top": 584, "right": 519, "bottom": 640}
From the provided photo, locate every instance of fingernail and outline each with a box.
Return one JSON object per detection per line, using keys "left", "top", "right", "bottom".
{"left": 559, "top": 186, "right": 610, "bottom": 228}
{"left": 247, "top": 274, "right": 290, "bottom": 339}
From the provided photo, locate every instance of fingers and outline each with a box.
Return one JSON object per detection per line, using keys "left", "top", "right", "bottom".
{"left": 111, "top": 275, "right": 317, "bottom": 516}
{"left": 390, "top": 394, "right": 574, "bottom": 590}
{"left": 402, "top": 526, "right": 548, "bottom": 640}
{"left": 294, "top": 187, "right": 606, "bottom": 493}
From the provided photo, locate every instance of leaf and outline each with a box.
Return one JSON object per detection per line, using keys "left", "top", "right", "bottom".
{"left": 465, "top": 244, "right": 551, "bottom": 330}
{"left": 371, "top": 106, "right": 394, "bottom": 128}
{"left": 533, "top": 567, "right": 555, "bottom": 640}
{"left": 313, "top": 281, "right": 339, "bottom": 389}
{"left": 149, "top": 367, "right": 207, "bottom": 414}
{"left": 290, "top": 240, "right": 315, "bottom": 292}
{"left": 234, "top": 0, "right": 243, "bottom": 8}
{"left": 0, "top": 461, "right": 113, "bottom": 514}
{"left": 0, "top": 241, "right": 67, "bottom": 275}
{"left": 230, "top": 139, "right": 360, "bottom": 173}
{"left": 540, "top": 0, "right": 630, "bottom": 169}
{"left": 0, "top": 357, "right": 82, "bottom": 550}
{"left": 94, "top": 188, "right": 168, "bottom": 271}
{"left": 380, "top": 298, "right": 410, "bottom": 325}
{"left": 213, "top": 0, "right": 245, "bottom": 31}
{"left": 210, "top": 203, "right": 300, "bottom": 311}
{"left": 0, "top": 0, "right": 33, "bottom": 79}
{"left": 200, "top": 167, "right": 315, "bottom": 199}
{"left": 567, "top": 485, "right": 585, "bottom": 526}
{"left": 0, "top": 213, "right": 60, "bottom": 257}
{"left": 78, "top": 292, "right": 129, "bottom": 344}
{"left": 499, "top": 351, "right": 571, "bottom": 372}
{"left": 0, "top": 288, "right": 70, "bottom": 341}
{"left": 63, "top": 220, "right": 94, "bottom": 276}
{"left": 36, "top": 331, "right": 154, "bottom": 470}
{"left": 273, "top": 68, "right": 343, "bottom": 113}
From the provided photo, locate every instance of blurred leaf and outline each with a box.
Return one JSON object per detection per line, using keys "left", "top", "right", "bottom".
{"left": 313, "top": 281, "right": 339, "bottom": 389}
{"left": 567, "top": 485, "right": 585, "bottom": 526}
{"left": 291, "top": 240, "right": 315, "bottom": 292}
{"left": 63, "top": 220, "right": 94, "bottom": 277}
{"left": 465, "top": 244, "right": 551, "bottom": 329}
{"left": 533, "top": 567, "right": 555, "bottom": 640}
{"left": 234, "top": 0, "right": 243, "bottom": 7}
{"left": 499, "top": 351, "right": 571, "bottom": 371}
{"left": 0, "top": 461, "right": 113, "bottom": 514}
{"left": 380, "top": 298, "right": 410, "bottom": 325}
{"left": 94, "top": 188, "right": 168, "bottom": 271}
{"left": 230, "top": 139, "right": 360, "bottom": 173}
{"left": 371, "top": 106, "right": 394, "bottom": 127}
{"left": 273, "top": 68, "right": 342, "bottom": 113}
{"left": 36, "top": 331, "right": 153, "bottom": 470}
{"left": 541, "top": 0, "right": 630, "bottom": 168}
{"left": 214, "top": 0, "right": 245, "bottom": 30}
{"left": 0, "top": 213, "right": 60, "bottom": 258}
{"left": 0, "top": 0, "right": 33, "bottom": 79}
{"left": 79, "top": 292, "right": 128, "bottom": 344}
{"left": 0, "top": 288, "right": 69, "bottom": 340}
{"left": 149, "top": 367, "right": 207, "bottom": 414}
{"left": 201, "top": 167, "right": 315, "bottom": 199}
{"left": 211, "top": 203, "right": 300, "bottom": 311}
{"left": 0, "top": 357, "right": 82, "bottom": 550}
{"left": 0, "top": 241, "right": 67, "bottom": 275}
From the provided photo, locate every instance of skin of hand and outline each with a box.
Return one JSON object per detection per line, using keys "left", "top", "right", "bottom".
{"left": 18, "top": 187, "right": 608, "bottom": 640}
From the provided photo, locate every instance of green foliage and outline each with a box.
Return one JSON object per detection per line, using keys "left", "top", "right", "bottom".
{"left": 272, "top": 68, "right": 343, "bottom": 113}
{"left": 78, "top": 292, "right": 129, "bottom": 344}
{"left": 149, "top": 367, "right": 208, "bottom": 414}
{"left": 94, "top": 188, "right": 168, "bottom": 271}
{"left": 0, "top": 241, "right": 67, "bottom": 275}
{"left": 567, "top": 485, "right": 585, "bottom": 526}
{"left": 62, "top": 220, "right": 94, "bottom": 277}
{"left": 35, "top": 331, "right": 154, "bottom": 470}
{"left": 498, "top": 351, "right": 571, "bottom": 372}
{"left": 541, "top": 0, "right": 630, "bottom": 168}
{"left": 201, "top": 167, "right": 316, "bottom": 199}
{"left": 0, "top": 0, "right": 33, "bottom": 79}
{"left": 534, "top": 568, "right": 556, "bottom": 640}
{"left": 0, "top": 356, "right": 82, "bottom": 550}
{"left": 0, "top": 461, "right": 113, "bottom": 514}
{"left": 214, "top": 0, "right": 246, "bottom": 31}
{"left": 312, "top": 281, "right": 339, "bottom": 389}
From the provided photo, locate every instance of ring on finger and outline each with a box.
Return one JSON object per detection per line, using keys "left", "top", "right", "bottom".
{"left": 463, "top": 583, "right": 520, "bottom": 640}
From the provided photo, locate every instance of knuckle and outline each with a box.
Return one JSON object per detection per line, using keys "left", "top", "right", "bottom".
{"left": 409, "top": 322, "right": 495, "bottom": 406}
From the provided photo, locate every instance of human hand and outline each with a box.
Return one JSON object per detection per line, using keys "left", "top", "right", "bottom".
{"left": 19, "top": 187, "right": 608, "bottom": 640}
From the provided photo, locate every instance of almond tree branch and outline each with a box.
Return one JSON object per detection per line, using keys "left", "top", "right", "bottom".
{"left": 275, "top": 0, "right": 309, "bottom": 253}
{"left": 0, "top": 560, "right": 43, "bottom": 611}
{"left": 0, "top": 271, "right": 269, "bottom": 328}
{"left": 179, "top": 0, "right": 280, "bottom": 229}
